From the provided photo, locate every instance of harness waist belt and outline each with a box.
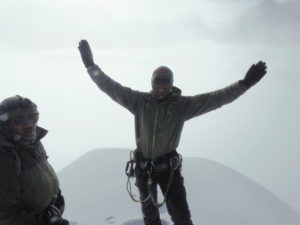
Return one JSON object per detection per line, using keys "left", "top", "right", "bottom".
{"left": 138, "top": 155, "right": 182, "bottom": 172}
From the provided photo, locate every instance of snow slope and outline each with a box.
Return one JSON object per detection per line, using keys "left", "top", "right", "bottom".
{"left": 226, "top": 0, "right": 300, "bottom": 45}
{"left": 58, "top": 148, "right": 300, "bottom": 225}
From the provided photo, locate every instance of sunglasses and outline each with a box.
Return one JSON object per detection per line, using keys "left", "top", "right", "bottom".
{"left": 153, "top": 77, "right": 173, "bottom": 85}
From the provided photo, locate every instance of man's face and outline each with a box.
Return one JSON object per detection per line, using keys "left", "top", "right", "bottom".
{"left": 8, "top": 112, "right": 39, "bottom": 138}
{"left": 152, "top": 83, "right": 173, "bottom": 100}
{"left": 151, "top": 71, "right": 173, "bottom": 100}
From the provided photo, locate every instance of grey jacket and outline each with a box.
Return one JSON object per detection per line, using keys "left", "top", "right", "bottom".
{"left": 88, "top": 65, "right": 247, "bottom": 159}
{"left": 0, "top": 127, "right": 60, "bottom": 225}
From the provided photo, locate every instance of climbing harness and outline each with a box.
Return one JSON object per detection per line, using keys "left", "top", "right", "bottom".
{"left": 126, "top": 151, "right": 151, "bottom": 203}
{"left": 125, "top": 150, "right": 182, "bottom": 208}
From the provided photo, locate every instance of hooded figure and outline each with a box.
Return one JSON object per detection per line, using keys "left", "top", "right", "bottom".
{"left": 78, "top": 40, "right": 267, "bottom": 225}
{"left": 0, "top": 95, "right": 69, "bottom": 225}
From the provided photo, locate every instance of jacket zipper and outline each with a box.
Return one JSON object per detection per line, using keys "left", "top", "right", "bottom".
{"left": 151, "top": 106, "right": 159, "bottom": 159}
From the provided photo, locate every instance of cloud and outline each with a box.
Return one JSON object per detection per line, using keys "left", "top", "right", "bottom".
{"left": 222, "top": 0, "right": 300, "bottom": 45}
{"left": 0, "top": 0, "right": 213, "bottom": 51}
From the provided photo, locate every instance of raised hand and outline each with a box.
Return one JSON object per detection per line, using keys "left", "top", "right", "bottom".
{"left": 242, "top": 61, "right": 267, "bottom": 89}
{"left": 78, "top": 40, "right": 95, "bottom": 68}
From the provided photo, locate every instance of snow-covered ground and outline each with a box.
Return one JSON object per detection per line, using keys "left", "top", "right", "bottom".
{"left": 58, "top": 148, "right": 300, "bottom": 225}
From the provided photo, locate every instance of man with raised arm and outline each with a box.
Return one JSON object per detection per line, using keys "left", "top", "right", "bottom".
{"left": 78, "top": 39, "right": 267, "bottom": 225}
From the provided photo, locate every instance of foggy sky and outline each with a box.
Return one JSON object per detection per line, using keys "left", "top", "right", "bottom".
{"left": 0, "top": 0, "right": 299, "bottom": 212}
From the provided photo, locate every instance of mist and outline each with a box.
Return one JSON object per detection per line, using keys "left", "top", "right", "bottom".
{"left": 0, "top": 0, "right": 299, "bottom": 213}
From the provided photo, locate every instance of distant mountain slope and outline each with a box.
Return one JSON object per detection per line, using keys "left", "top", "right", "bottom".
{"left": 226, "top": 0, "right": 300, "bottom": 45}
{"left": 58, "top": 148, "right": 300, "bottom": 225}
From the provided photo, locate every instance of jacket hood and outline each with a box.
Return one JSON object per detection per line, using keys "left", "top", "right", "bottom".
{"left": 149, "top": 86, "right": 182, "bottom": 102}
{"left": 169, "top": 86, "right": 182, "bottom": 98}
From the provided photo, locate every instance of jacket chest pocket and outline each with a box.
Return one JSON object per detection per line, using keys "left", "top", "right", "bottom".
{"left": 18, "top": 147, "right": 47, "bottom": 172}
{"left": 158, "top": 104, "right": 176, "bottom": 122}
{"left": 165, "top": 104, "right": 176, "bottom": 117}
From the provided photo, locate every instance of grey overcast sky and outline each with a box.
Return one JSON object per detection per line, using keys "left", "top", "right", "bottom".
{"left": 1, "top": 0, "right": 299, "bottom": 212}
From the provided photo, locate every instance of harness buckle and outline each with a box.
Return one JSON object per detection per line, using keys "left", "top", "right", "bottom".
{"left": 150, "top": 160, "right": 157, "bottom": 168}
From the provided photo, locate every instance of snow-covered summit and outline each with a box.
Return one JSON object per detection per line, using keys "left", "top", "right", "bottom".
{"left": 58, "top": 148, "right": 300, "bottom": 225}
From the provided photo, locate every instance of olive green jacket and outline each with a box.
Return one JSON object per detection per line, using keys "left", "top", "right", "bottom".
{"left": 0, "top": 127, "right": 60, "bottom": 225}
{"left": 88, "top": 65, "right": 247, "bottom": 159}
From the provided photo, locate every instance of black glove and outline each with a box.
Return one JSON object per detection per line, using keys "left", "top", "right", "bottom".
{"left": 78, "top": 39, "right": 95, "bottom": 68}
{"left": 44, "top": 204, "right": 69, "bottom": 225}
{"left": 241, "top": 61, "right": 267, "bottom": 89}
{"left": 53, "top": 190, "right": 65, "bottom": 214}
{"left": 50, "top": 218, "right": 69, "bottom": 225}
